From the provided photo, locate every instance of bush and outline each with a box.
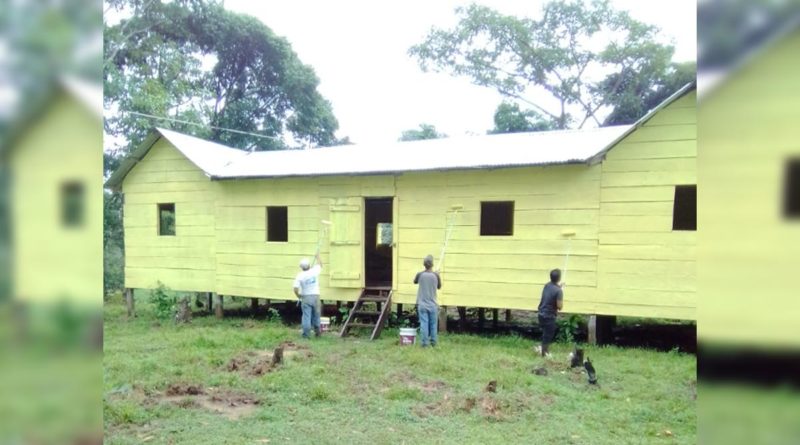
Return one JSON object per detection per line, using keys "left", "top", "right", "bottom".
{"left": 556, "top": 314, "right": 583, "bottom": 343}
{"left": 265, "top": 307, "right": 281, "bottom": 322}
{"left": 149, "top": 282, "right": 177, "bottom": 320}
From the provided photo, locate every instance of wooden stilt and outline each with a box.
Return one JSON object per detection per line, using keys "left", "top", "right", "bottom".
{"left": 457, "top": 306, "right": 467, "bottom": 331}
{"left": 438, "top": 305, "right": 448, "bottom": 332}
{"left": 396, "top": 303, "right": 403, "bottom": 317}
{"left": 125, "top": 288, "right": 135, "bottom": 319}
{"left": 478, "top": 308, "right": 486, "bottom": 329}
{"left": 505, "top": 309, "right": 512, "bottom": 322}
{"left": 251, "top": 298, "right": 259, "bottom": 311}
{"left": 492, "top": 308, "right": 499, "bottom": 329}
{"left": 207, "top": 292, "right": 212, "bottom": 312}
{"left": 214, "top": 293, "right": 223, "bottom": 319}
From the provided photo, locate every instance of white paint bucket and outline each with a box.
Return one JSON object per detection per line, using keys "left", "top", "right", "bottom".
{"left": 399, "top": 327, "right": 417, "bottom": 346}
{"left": 320, "top": 317, "right": 331, "bottom": 333}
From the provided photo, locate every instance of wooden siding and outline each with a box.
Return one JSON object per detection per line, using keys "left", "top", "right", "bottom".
{"left": 122, "top": 139, "right": 216, "bottom": 292}
{"left": 598, "top": 91, "right": 697, "bottom": 319}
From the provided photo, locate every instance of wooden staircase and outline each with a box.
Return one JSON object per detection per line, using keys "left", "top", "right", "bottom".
{"left": 339, "top": 287, "right": 393, "bottom": 340}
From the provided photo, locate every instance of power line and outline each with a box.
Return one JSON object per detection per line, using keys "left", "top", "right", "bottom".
{"left": 124, "top": 110, "right": 284, "bottom": 141}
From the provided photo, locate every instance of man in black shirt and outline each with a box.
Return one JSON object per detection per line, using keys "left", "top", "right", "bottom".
{"left": 537, "top": 269, "right": 563, "bottom": 357}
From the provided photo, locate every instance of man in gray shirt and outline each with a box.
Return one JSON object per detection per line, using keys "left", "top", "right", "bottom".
{"left": 414, "top": 255, "right": 441, "bottom": 347}
{"left": 537, "top": 269, "right": 564, "bottom": 357}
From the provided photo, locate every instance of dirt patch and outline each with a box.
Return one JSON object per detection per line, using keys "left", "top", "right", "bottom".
{"left": 165, "top": 383, "right": 204, "bottom": 396}
{"left": 415, "top": 393, "right": 507, "bottom": 420}
{"left": 156, "top": 384, "right": 261, "bottom": 420}
{"left": 225, "top": 343, "right": 311, "bottom": 377}
{"left": 389, "top": 371, "right": 449, "bottom": 394}
{"left": 420, "top": 380, "right": 448, "bottom": 394}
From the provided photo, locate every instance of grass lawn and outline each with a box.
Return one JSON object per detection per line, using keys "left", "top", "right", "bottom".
{"left": 103, "top": 298, "right": 696, "bottom": 444}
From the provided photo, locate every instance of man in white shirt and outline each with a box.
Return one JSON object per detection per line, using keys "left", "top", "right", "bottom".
{"left": 293, "top": 253, "right": 323, "bottom": 338}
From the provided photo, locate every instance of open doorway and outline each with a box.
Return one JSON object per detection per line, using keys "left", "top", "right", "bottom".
{"left": 364, "top": 197, "right": 393, "bottom": 288}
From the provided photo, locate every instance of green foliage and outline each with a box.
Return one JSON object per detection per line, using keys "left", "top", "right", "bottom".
{"left": 488, "top": 102, "right": 557, "bottom": 134}
{"left": 149, "top": 282, "right": 177, "bottom": 320}
{"left": 103, "top": 189, "right": 124, "bottom": 297}
{"left": 388, "top": 311, "right": 411, "bottom": 328}
{"left": 602, "top": 61, "right": 696, "bottom": 125}
{"left": 399, "top": 123, "right": 447, "bottom": 141}
{"left": 409, "top": 0, "right": 678, "bottom": 129}
{"left": 104, "top": 0, "right": 340, "bottom": 154}
{"left": 265, "top": 307, "right": 281, "bottom": 323}
{"left": 556, "top": 313, "right": 583, "bottom": 343}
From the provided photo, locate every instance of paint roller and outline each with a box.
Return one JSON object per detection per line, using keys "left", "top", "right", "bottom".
{"left": 561, "top": 229, "right": 576, "bottom": 287}
{"left": 436, "top": 204, "right": 463, "bottom": 273}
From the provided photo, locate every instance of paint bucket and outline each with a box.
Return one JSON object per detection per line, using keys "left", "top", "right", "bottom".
{"left": 399, "top": 327, "right": 417, "bottom": 346}
{"left": 320, "top": 317, "right": 331, "bottom": 333}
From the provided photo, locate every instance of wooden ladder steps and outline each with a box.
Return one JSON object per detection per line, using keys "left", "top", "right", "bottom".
{"left": 339, "top": 287, "right": 393, "bottom": 340}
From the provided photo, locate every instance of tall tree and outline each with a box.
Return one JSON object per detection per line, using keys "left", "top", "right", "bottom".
{"left": 603, "top": 61, "right": 696, "bottom": 125}
{"left": 409, "top": 0, "right": 676, "bottom": 129}
{"left": 104, "top": 0, "right": 339, "bottom": 153}
{"left": 399, "top": 124, "right": 447, "bottom": 142}
{"left": 488, "top": 102, "right": 557, "bottom": 134}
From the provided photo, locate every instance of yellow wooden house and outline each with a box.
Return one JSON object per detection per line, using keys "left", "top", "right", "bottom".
{"left": 3, "top": 77, "right": 103, "bottom": 305}
{"left": 698, "top": 18, "right": 800, "bottom": 348}
{"left": 107, "top": 82, "right": 696, "bottom": 322}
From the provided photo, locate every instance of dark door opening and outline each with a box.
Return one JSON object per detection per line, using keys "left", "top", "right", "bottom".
{"left": 364, "top": 197, "right": 393, "bottom": 288}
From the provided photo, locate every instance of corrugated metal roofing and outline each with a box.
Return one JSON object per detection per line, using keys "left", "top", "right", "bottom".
{"left": 218, "top": 126, "right": 631, "bottom": 179}
{"left": 106, "top": 125, "right": 633, "bottom": 188}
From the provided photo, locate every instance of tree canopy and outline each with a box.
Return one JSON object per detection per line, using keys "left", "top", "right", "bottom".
{"left": 409, "top": 0, "right": 686, "bottom": 130}
{"left": 104, "top": 0, "right": 340, "bottom": 153}
{"left": 399, "top": 124, "right": 447, "bottom": 142}
{"left": 488, "top": 102, "right": 557, "bottom": 134}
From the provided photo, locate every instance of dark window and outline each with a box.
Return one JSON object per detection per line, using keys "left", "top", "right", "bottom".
{"left": 784, "top": 158, "right": 800, "bottom": 218}
{"left": 672, "top": 185, "right": 697, "bottom": 231}
{"left": 267, "top": 206, "right": 288, "bottom": 242}
{"left": 61, "top": 181, "right": 84, "bottom": 228}
{"left": 480, "top": 201, "right": 514, "bottom": 236}
{"left": 158, "top": 203, "right": 176, "bottom": 236}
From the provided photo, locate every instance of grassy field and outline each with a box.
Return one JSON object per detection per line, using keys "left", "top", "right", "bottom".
{"left": 104, "top": 298, "right": 696, "bottom": 444}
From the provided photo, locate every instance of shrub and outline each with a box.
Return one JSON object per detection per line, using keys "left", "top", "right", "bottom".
{"left": 149, "top": 282, "right": 177, "bottom": 320}
{"left": 556, "top": 314, "right": 583, "bottom": 343}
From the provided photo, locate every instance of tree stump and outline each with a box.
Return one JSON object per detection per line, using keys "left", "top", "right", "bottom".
{"left": 271, "top": 346, "right": 284, "bottom": 367}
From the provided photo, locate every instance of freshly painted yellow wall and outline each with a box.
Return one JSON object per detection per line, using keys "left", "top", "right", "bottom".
{"left": 394, "top": 166, "right": 600, "bottom": 311}
{"left": 9, "top": 92, "right": 103, "bottom": 304}
{"left": 210, "top": 164, "right": 600, "bottom": 312}
{"left": 699, "top": 30, "right": 800, "bottom": 347}
{"left": 598, "top": 91, "right": 697, "bottom": 320}
{"left": 121, "top": 138, "right": 216, "bottom": 292}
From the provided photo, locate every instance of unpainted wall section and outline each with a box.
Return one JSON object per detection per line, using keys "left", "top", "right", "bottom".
{"left": 598, "top": 91, "right": 697, "bottom": 319}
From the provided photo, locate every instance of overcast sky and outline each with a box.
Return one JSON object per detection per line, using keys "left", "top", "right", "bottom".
{"left": 225, "top": 0, "right": 697, "bottom": 145}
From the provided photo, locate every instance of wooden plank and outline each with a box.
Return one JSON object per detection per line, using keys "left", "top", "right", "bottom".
{"left": 604, "top": 140, "right": 696, "bottom": 161}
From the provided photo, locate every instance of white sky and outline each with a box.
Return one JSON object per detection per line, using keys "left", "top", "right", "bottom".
{"left": 224, "top": 0, "right": 697, "bottom": 145}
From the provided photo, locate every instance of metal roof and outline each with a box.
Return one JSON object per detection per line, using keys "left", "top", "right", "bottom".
{"left": 105, "top": 125, "right": 632, "bottom": 189}
{"left": 220, "top": 125, "right": 631, "bottom": 179}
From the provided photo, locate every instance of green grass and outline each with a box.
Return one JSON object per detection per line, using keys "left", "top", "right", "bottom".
{"left": 103, "top": 299, "right": 696, "bottom": 444}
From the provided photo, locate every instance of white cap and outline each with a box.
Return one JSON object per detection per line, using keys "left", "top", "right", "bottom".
{"left": 299, "top": 258, "right": 311, "bottom": 269}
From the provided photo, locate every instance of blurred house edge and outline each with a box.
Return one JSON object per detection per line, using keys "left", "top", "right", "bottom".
{"left": 698, "top": 9, "right": 800, "bottom": 384}
{"left": 0, "top": 75, "right": 103, "bottom": 309}
{"left": 697, "top": 13, "right": 800, "bottom": 102}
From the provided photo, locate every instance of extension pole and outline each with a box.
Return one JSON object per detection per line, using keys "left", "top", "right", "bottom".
{"left": 437, "top": 205, "right": 463, "bottom": 273}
